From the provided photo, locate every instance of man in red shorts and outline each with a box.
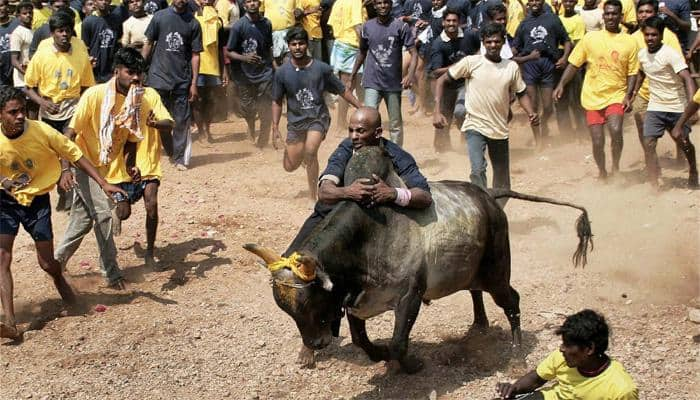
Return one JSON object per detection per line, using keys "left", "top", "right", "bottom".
{"left": 553, "top": 0, "right": 638, "bottom": 180}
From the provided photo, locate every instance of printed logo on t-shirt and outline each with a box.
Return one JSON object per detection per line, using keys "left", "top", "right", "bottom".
{"left": 529, "top": 26, "right": 548, "bottom": 44}
{"left": 99, "top": 29, "right": 115, "bottom": 49}
{"left": 295, "top": 88, "right": 315, "bottom": 109}
{"left": 448, "top": 50, "right": 466, "bottom": 64}
{"left": 144, "top": 0, "right": 159, "bottom": 14}
{"left": 0, "top": 33, "right": 9, "bottom": 53}
{"left": 411, "top": 3, "right": 423, "bottom": 19}
{"left": 242, "top": 38, "right": 258, "bottom": 54}
{"left": 165, "top": 32, "right": 184, "bottom": 52}
{"left": 372, "top": 36, "right": 396, "bottom": 68}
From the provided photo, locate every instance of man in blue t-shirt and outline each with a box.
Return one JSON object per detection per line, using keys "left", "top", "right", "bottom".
{"left": 81, "top": 0, "right": 122, "bottom": 83}
{"left": 0, "top": 0, "right": 19, "bottom": 88}
{"left": 142, "top": 0, "right": 203, "bottom": 171}
{"left": 284, "top": 106, "right": 433, "bottom": 257}
{"left": 226, "top": 0, "right": 274, "bottom": 149}
{"left": 512, "top": 0, "right": 571, "bottom": 150}
{"left": 351, "top": 0, "right": 418, "bottom": 146}
{"left": 272, "top": 27, "right": 362, "bottom": 200}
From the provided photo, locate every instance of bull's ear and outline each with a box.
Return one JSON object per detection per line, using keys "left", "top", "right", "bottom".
{"left": 316, "top": 269, "right": 334, "bottom": 292}
{"left": 243, "top": 243, "right": 281, "bottom": 266}
{"left": 296, "top": 254, "right": 318, "bottom": 282}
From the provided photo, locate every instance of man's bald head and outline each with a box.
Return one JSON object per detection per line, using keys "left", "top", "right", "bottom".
{"left": 348, "top": 107, "right": 383, "bottom": 149}
{"left": 350, "top": 107, "right": 382, "bottom": 130}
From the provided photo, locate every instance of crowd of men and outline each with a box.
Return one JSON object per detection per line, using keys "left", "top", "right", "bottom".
{"left": 0, "top": 0, "right": 698, "bottom": 396}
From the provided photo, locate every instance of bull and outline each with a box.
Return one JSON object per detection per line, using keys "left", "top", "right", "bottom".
{"left": 244, "top": 146, "right": 592, "bottom": 373}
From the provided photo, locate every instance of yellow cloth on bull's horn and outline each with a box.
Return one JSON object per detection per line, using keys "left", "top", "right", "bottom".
{"left": 267, "top": 252, "right": 316, "bottom": 282}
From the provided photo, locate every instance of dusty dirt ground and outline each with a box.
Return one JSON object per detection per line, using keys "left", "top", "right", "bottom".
{"left": 1, "top": 101, "right": 699, "bottom": 400}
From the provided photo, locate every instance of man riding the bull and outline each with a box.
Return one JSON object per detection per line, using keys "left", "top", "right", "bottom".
{"left": 284, "top": 106, "right": 433, "bottom": 255}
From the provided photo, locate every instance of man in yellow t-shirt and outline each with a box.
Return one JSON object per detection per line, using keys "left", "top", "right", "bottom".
{"left": 54, "top": 48, "right": 151, "bottom": 290}
{"left": 295, "top": 0, "right": 322, "bottom": 59}
{"left": 107, "top": 48, "right": 174, "bottom": 268}
{"left": 328, "top": 0, "right": 367, "bottom": 132}
{"left": 31, "top": 0, "right": 52, "bottom": 30}
{"left": 0, "top": 87, "right": 125, "bottom": 340}
{"left": 24, "top": 11, "right": 95, "bottom": 134}
{"left": 496, "top": 309, "right": 639, "bottom": 400}
{"left": 194, "top": 0, "right": 226, "bottom": 143}
{"left": 553, "top": 0, "right": 638, "bottom": 179}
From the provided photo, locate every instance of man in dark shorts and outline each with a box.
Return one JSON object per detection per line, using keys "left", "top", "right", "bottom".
{"left": 0, "top": 86, "right": 125, "bottom": 340}
{"left": 512, "top": 0, "right": 571, "bottom": 150}
{"left": 225, "top": 0, "right": 274, "bottom": 149}
{"left": 495, "top": 310, "right": 638, "bottom": 400}
{"left": 272, "top": 27, "right": 362, "bottom": 200}
{"left": 427, "top": 7, "right": 480, "bottom": 152}
{"left": 142, "top": 0, "right": 203, "bottom": 171}
{"left": 108, "top": 48, "right": 174, "bottom": 267}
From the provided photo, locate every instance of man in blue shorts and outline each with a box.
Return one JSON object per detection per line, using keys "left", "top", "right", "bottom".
{"left": 272, "top": 27, "right": 362, "bottom": 200}
{"left": 0, "top": 86, "right": 125, "bottom": 340}
{"left": 512, "top": 0, "right": 571, "bottom": 150}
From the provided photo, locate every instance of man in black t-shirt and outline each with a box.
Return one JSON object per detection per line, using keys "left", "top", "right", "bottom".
{"left": 428, "top": 8, "right": 479, "bottom": 151}
{"left": 81, "top": 0, "right": 122, "bottom": 83}
{"left": 0, "top": 0, "right": 19, "bottom": 88}
{"left": 225, "top": 0, "right": 274, "bottom": 149}
{"left": 511, "top": 0, "right": 571, "bottom": 150}
{"left": 142, "top": 0, "right": 203, "bottom": 171}
{"left": 272, "top": 27, "right": 362, "bottom": 200}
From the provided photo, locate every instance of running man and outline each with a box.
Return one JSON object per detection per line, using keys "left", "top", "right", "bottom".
{"left": 553, "top": 0, "right": 638, "bottom": 180}
{"left": 272, "top": 27, "right": 362, "bottom": 200}
{"left": 351, "top": 0, "right": 418, "bottom": 146}
{"left": 495, "top": 309, "right": 638, "bottom": 400}
{"left": 434, "top": 22, "right": 538, "bottom": 206}
{"left": 0, "top": 86, "right": 125, "bottom": 340}
{"left": 511, "top": 0, "right": 571, "bottom": 149}
{"left": 226, "top": 0, "right": 274, "bottom": 149}
{"left": 632, "top": 16, "right": 697, "bottom": 188}
{"left": 107, "top": 47, "right": 174, "bottom": 268}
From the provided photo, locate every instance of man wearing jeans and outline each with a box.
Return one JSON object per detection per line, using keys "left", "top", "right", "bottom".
{"left": 433, "top": 23, "right": 538, "bottom": 206}
{"left": 142, "top": 0, "right": 202, "bottom": 171}
{"left": 350, "top": 0, "right": 417, "bottom": 146}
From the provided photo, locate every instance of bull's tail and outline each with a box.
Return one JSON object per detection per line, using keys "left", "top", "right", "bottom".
{"left": 488, "top": 188, "right": 593, "bottom": 268}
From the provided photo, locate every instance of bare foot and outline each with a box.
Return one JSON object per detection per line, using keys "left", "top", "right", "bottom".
{"left": 0, "top": 322, "right": 20, "bottom": 339}
{"left": 296, "top": 345, "right": 315, "bottom": 368}
{"left": 105, "top": 278, "right": 129, "bottom": 291}
{"left": 145, "top": 254, "right": 163, "bottom": 271}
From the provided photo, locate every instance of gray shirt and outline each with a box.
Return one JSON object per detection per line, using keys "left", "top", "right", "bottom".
{"left": 359, "top": 18, "right": 415, "bottom": 92}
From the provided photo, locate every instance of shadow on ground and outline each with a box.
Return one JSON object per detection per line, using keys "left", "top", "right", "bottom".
{"left": 312, "top": 325, "right": 537, "bottom": 400}
{"left": 188, "top": 152, "right": 252, "bottom": 168}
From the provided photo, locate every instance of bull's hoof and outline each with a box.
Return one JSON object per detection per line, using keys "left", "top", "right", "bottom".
{"left": 399, "top": 355, "right": 424, "bottom": 374}
{"left": 366, "top": 344, "right": 390, "bottom": 363}
{"left": 296, "top": 346, "right": 316, "bottom": 368}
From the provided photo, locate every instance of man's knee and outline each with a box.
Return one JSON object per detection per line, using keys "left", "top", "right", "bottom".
{"left": 0, "top": 248, "right": 12, "bottom": 266}
{"left": 304, "top": 148, "right": 319, "bottom": 165}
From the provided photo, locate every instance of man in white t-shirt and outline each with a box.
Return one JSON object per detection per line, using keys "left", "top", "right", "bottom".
{"left": 632, "top": 16, "right": 698, "bottom": 188}
{"left": 9, "top": 3, "right": 33, "bottom": 86}
{"left": 433, "top": 22, "right": 539, "bottom": 206}
{"left": 121, "top": 0, "right": 153, "bottom": 49}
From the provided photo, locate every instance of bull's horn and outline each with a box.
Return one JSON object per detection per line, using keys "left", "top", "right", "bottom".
{"left": 243, "top": 243, "right": 282, "bottom": 265}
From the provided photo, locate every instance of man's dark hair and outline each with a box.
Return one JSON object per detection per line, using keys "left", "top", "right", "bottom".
{"left": 286, "top": 26, "right": 308, "bottom": 43}
{"left": 0, "top": 86, "right": 26, "bottom": 111}
{"left": 636, "top": 0, "right": 658, "bottom": 12}
{"left": 556, "top": 309, "right": 609, "bottom": 355}
{"left": 113, "top": 47, "right": 147, "bottom": 73}
{"left": 603, "top": 0, "right": 623, "bottom": 12}
{"left": 443, "top": 8, "right": 461, "bottom": 19}
{"left": 49, "top": 9, "right": 75, "bottom": 31}
{"left": 480, "top": 22, "right": 506, "bottom": 41}
{"left": 486, "top": 3, "right": 507, "bottom": 19}
{"left": 642, "top": 15, "right": 665, "bottom": 34}
{"left": 16, "top": 1, "right": 34, "bottom": 13}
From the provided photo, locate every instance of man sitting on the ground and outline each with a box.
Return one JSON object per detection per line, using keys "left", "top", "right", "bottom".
{"left": 495, "top": 309, "right": 639, "bottom": 400}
